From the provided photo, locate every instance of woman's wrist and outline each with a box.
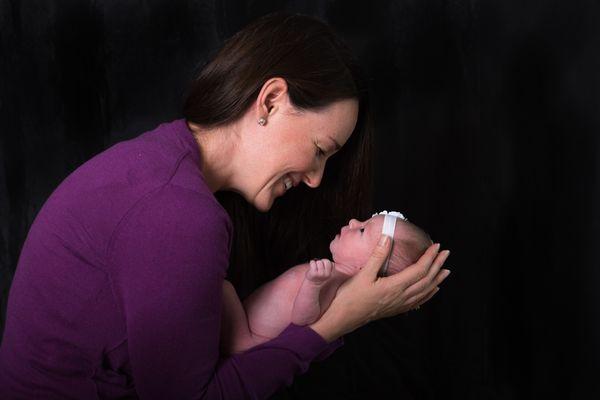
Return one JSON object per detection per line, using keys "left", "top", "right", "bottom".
{"left": 308, "top": 312, "right": 345, "bottom": 344}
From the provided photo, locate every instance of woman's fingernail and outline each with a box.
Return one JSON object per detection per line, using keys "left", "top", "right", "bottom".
{"left": 379, "top": 235, "right": 390, "bottom": 246}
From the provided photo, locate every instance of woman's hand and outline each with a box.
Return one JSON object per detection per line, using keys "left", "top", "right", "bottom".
{"left": 309, "top": 235, "right": 451, "bottom": 343}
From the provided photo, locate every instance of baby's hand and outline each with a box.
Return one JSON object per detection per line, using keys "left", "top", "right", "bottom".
{"left": 305, "top": 258, "right": 335, "bottom": 285}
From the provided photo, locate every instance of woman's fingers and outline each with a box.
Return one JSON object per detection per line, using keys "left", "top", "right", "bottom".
{"left": 312, "top": 238, "right": 450, "bottom": 337}
{"left": 404, "top": 286, "right": 440, "bottom": 310}
{"left": 384, "top": 243, "right": 442, "bottom": 291}
{"left": 359, "top": 235, "right": 393, "bottom": 281}
{"left": 402, "top": 251, "right": 450, "bottom": 299}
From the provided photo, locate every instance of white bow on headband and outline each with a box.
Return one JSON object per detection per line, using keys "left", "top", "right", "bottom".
{"left": 371, "top": 210, "right": 407, "bottom": 239}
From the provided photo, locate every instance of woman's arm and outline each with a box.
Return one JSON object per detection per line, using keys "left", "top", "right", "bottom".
{"left": 109, "top": 185, "right": 346, "bottom": 399}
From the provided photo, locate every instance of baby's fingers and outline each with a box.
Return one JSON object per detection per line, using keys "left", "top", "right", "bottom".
{"left": 317, "top": 260, "right": 330, "bottom": 277}
{"left": 322, "top": 259, "right": 333, "bottom": 274}
{"left": 310, "top": 260, "right": 321, "bottom": 275}
{"left": 318, "top": 259, "right": 325, "bottom": 269}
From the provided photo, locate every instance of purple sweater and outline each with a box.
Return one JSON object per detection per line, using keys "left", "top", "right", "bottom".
{"left": 0, "top": 118, "right": 344, "bottom": 399}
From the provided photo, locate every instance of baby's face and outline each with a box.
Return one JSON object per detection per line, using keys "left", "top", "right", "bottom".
{"left": 329, "top": 215, "right": 386, "bottom": 270}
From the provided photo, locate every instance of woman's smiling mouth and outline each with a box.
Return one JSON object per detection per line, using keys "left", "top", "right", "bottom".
{"left": 283, "top": 175, "right": 293, "bottom": 190}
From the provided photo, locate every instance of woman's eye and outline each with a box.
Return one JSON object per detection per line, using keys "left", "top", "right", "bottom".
{"left": 315, "top": 146, "right": 325, "bottom": 157}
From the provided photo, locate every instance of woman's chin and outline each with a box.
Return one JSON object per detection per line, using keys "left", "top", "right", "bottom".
{"left": 253, "top": 187, "right": 281, "bottom": 212}
{"left": 250, "top": 194, "right": 273, "bottom": 213}
{"left": 256, "top": 204, "right": 270, "bottom": 213}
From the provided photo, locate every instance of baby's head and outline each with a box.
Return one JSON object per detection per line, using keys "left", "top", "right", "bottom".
{"left": 329, "top": 211, "right": 433, "bottom": 276}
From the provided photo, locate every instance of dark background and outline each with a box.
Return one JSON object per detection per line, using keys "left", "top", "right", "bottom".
{"left": 1, "top": 1, "right": 599, "bottom": 399}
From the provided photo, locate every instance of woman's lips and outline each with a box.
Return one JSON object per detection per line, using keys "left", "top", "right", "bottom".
{"left": 281, "top": 174, "right": 297, "bottom": 192}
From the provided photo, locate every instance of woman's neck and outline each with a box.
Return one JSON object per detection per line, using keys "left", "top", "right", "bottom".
{"left": 186, "top": 120, "right": 238, "bottom": 193}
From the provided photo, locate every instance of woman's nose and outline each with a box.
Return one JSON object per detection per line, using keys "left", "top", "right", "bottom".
{"left": 302, "top": 165, "right": 325, "bottom": 188}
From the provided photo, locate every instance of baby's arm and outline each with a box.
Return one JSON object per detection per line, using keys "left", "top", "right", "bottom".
{"left": 220, "top": 261, "right": 340, "bottom": 354}
{"left": 290, "top": 258, "right": 335, "bottom": 326}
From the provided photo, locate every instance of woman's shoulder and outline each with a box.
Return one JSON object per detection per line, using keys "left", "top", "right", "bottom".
{"left": 118, "top": 183, "right": 232, "bottom": 238}
{"left": 154, "top": 183, "right": 231, "bottom": 227}
{"left": 37, "top": 119, "right": 222, "bottom": 252}
{"left": 106, "top": 183, "right": 233, "bottom": 269}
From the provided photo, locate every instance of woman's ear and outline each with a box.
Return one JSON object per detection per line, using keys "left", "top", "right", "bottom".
{"left": 257, "top": 77, "right": 287, "bottom": 116}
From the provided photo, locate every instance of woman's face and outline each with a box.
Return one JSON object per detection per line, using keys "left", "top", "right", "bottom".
{"left": 329, "top": 216, "right": 384, "bottom": 268}
{"left": 244, "top": 79, "right": 359, "bottom": 211}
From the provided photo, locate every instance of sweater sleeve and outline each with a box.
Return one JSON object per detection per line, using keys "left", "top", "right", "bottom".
{"left": 107, "top": 184, "right": 344, "bottom": 399}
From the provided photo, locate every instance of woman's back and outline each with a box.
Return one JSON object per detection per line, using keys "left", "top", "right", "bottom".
{"left": 0, "top": 119, "right": 235, "bottom": 397}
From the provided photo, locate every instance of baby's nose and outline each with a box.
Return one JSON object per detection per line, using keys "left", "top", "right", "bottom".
{"left": 348, "top": 219, "right": 360, "bottom": 228}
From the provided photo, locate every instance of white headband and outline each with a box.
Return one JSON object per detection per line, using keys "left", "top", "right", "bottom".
{"left": 371, "top": 210, "right": 407, "bottom": 277}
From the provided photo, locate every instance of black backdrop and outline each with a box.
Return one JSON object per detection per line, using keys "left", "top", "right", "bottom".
{"left": 1, "top": 1, "right": 599, "bottom": 399}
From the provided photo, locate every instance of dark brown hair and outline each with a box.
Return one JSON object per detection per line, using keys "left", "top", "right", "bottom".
{"left": 182, "top": 11, "right": 374, "bottom": 299}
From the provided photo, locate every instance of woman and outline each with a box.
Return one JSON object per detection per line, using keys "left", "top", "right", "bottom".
{"left": 0, "top": 11, "right": 450, "bottom": 399}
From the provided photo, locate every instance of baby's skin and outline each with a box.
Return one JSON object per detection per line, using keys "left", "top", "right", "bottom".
{"left": 219, "top": 214, "right": 420, "bottom": 355}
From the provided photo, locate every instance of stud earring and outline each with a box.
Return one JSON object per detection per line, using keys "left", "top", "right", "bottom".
{"left": 258, "top": 117, "right": 267, "bottom": 126}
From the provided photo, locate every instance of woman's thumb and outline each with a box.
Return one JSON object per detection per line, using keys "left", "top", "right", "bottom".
{"left": 361, "top": 235, "right": 392, "bottom": 278}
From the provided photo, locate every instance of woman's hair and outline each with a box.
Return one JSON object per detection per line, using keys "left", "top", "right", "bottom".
{"left": 182, "top": 11, "right": 374, "bottom": 299}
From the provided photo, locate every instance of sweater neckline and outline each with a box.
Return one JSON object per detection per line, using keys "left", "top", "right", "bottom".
{"left": 170, "top": 118, "right": 202, "bottom": 172}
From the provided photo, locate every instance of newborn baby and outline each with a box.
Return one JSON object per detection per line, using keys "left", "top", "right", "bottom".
{"left": 220, "top": 211, "right": 433, "bottom": 355}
